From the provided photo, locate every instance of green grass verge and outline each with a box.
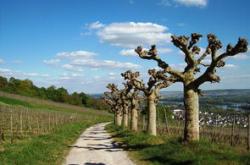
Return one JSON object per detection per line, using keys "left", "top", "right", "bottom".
{"left": 0, "top": 116, "right": 110, "bottom": 165}
{"left": 0, "top": 96, "right": 32, "bottom": 108}
{"left": 107, "top": 124, "right": 250, "bottom": 165}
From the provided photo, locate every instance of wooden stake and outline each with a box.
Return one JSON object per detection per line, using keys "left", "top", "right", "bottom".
{"left": 247, "top": 114, "right": 250, "bottom": 151}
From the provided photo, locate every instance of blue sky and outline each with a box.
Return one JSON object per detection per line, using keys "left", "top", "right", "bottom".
{"left": 0, "top": 0, "right": 249, "bottom": 94}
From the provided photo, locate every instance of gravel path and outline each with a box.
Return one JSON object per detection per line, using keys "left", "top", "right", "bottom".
{"left": 63, "top": 123, "right": 135, "bottom": 165}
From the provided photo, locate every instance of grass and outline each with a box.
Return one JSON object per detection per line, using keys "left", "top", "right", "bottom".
{"left": 107, "top": 124, "right": 250, "bottom": 165}
{"left": 0, "top": 96, "right": 32, "bottom": 108}
{"left": 0, "top": 91, "right": 112, "bottom": 165}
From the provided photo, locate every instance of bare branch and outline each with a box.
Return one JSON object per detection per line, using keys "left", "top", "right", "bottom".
{"left": 171, "top": 35, "right": 194, "bottom": 66}
{"left": 194, "top": 36, "right": 248, "bottom": 87}
{"left": 135, "top": 45, "right": 184, "bottom": 80}
{"left": 188, "top": 33, "right": 203, "bottom": 49}
{"left": 216, "top": 38, "right": 248, "bottom": 62}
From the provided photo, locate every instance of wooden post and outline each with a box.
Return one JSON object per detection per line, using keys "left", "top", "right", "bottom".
{"left": 10, "top": 109, "right": 13, "bottom": 144}
{"left": 0, "top": 108, "right": 2, "bottom": 143}
{"left": 20, "top": 111, "right": 23, "bottom": 137}
{"left": 231, "top": 114, "right": 235, "bottom": 146}
{"left": 247, "top": 114, "right": 250, "bottom": 151}
{"left": 37, "top": 115, "right": 39, "bottom": 135}
{"left": 164, "top": 108, "right": 169, "bottom": 133}
{"left": 48, "top": 113, "right": 51, "bottom": 132}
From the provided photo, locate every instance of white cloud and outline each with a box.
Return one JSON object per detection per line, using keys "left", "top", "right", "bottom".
{"left": 231, "top": 51, "right": 249, "bottom": 60}
{"left": 62, "top": 64, "right": 84, "bottom": 72}
{"left": 59, "top": 76, "right": 71, "bottom": 80}
{"left": 120, "top": 48, "right": 172, "bottom": 56}
{"left": 159, "top": 0, "right": 208, "bottom": 7}
{"left": 224, "top": 64, "right": 236, "bottom": 68}
{"left": 45, "top": 49, "right": 140, "bottom": 71}
{"left": 158, "top": 0, "right": 172, "bottom": 7}
{"left": 0, "top": 59, "right": 4, "bottom": 64}
{"left": 0, "top": 67, "right": 50, "bottom": 78}
{"left": 169, "top": 63, "right": 186, "bottom": 71}
{"left": 88, "top": 21, "right": 105, "bottom": 30}
{"left": 72, "top": 58, "right": 140, "bottom": 70}
{"left": 174, "top": 0, "right": 207, "bottom": 7}
{"left": 43, "top": 58, "right": 61, "bottom": 65}
{"left": 108, "top": 72, "right": 116, "bottom": 76}
{"left": 120, "top": 49, "right": 136, "bottom": 56}
{"left": 95, "top": 22, "right": 171, "bottom": 48}
{"left": 56, "top": 50, "right": 96, "bottom": 59}
{"left": 0, "top": 68, "right": 11, "bottom": 73}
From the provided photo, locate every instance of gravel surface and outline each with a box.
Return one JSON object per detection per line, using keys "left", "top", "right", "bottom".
{"left": 63, "top": 122, "right": 135, "bottom": 165}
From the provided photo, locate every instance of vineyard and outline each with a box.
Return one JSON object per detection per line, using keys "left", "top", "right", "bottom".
{"left": 131, "top": 107, "right": 250, "bottom": 150}
{"left": 0, "top": 92, "right": 112, "bottom": 164}
{"left": 0, "top": 104, "right": 80, "bottom": 143}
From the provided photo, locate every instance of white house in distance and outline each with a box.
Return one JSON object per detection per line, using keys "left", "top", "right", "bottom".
{"left": 172, "top": 109, "right": 185, "bottom": 120}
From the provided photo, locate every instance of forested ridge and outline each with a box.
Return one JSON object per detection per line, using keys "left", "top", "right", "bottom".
{"left": 0, "top": 76, "right": 108, "bottom": 110}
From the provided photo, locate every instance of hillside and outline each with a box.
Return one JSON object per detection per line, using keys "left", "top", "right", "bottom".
{"left": 0, "top": 76, "right": 109, "bottom": 111}
{"left": 0, "top": 91, "right": 112, "bottom": 164}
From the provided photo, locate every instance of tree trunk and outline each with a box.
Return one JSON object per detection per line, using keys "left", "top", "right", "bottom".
{"left": 184, "top": 86, "right": 199, "bottom": 142}
{"left": 147, "top": 95, "right": 157, "bottom": 136}
{"left": 131, "top": 106, "right": 138, "bottom": 131}
{"left": 116, "top": 111, "right": 122, "bottom": 126}
{"left": 122, "top": 106, "right": 129, "bottom": 128}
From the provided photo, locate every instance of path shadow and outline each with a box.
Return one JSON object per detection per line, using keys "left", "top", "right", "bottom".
{"left": 84, "top": 163, "right": 106, "bottom": 165}
{"left": 68, "top": 142, "right": 123, "bottom": 152}
{"left": 81, "top": 136, "right": 112, "bottom": 141}
{"left": 144, "top": 157, "right": 193, "bottom": 165}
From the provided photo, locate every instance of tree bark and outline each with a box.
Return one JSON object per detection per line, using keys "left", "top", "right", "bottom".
{"left": 122, "top": 106, "right": 129, "bottom": 128}
{"left": 184, "top": 86, "right": 199, "bottom": 142}
{"left": 116, "top": 111, "right": 122, "bottom": 126}
{"left": 147, "top": 95, "right": 157, "bottom": 136}
{"left": 131, "top": 106, "right": 138, "bottom": 131}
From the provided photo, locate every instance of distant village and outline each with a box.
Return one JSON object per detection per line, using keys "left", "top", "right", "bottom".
{"left": 172, "top": 109, "right": 249, "bottom": 128}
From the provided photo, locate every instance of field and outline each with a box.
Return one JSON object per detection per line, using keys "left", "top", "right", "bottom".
{"left": 0, "top": 91, "right": 112, "bottom": 164}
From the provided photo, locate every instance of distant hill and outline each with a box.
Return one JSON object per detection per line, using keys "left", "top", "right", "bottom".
{"left": 160, "top": 89, "right": 250, "bottom": 99}
{"left": 92, "top": 89, "right": 250, "bottom": 99}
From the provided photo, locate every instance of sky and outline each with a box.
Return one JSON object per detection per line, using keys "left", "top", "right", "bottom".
{"left": 0, "top": 0, "right": 250, "bottom": 94}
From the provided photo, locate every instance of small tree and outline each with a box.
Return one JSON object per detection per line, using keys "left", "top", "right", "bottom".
{"left": 105, "top": 83, "right": 123, "bottom": 126}
{"left": 122, "top": 69, "right": 176, "bottom": 135}
{"left": 135, "top": 33, "right": 248, "bottom": 142}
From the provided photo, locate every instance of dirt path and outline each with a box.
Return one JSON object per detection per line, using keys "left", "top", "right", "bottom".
{"left": 63, "top": 123, "right": 135, "bottom": 165}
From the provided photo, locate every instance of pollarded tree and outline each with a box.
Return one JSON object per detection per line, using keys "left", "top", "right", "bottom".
{"left": 122, "top": 69, "right": 176, "bottom": 135}
{"left": 135, "top": 33, "right": 248, "bottom": 142}
{"left": 122, "top": 78, "right": 141, "bottom": 131}
{"left": 103, "top": 91, "right": 119, "bottom": 125}
{"left": 105, "top": 83, "right": 123, "bottom": 126}
{"left": 119, "top": 83, "right": 132, "bottom": 128}
{"left": 128, "top": 89, "right": 140, "bottom": 131}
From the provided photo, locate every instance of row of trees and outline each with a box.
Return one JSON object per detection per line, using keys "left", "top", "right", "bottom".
{"left": 104, "top": 33, "right": 248, "bottom": 142}
{"left": 0, "top": 76, "right": 108, "bottom": 110}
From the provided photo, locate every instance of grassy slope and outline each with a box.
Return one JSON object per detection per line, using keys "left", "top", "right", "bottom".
{"left": 0, "top": 92, "right": 112, "bottom": 165}
{"left": 107, "top": 124, "right": 250, "bottom": 165}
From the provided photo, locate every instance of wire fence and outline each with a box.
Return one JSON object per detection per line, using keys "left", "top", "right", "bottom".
{"left": 0, "top": 104, "right": 80, "bottom": 143}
